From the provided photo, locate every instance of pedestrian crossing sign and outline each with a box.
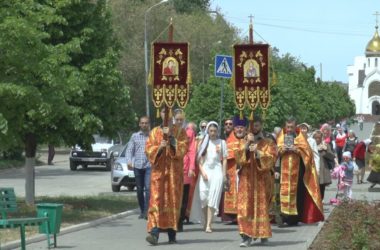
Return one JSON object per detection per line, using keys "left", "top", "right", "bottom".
{"left": 215, "top": 55, "right": 233, "bottom": 78}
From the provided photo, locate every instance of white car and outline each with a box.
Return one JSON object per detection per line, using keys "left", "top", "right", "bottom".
{"left": 111, "top": 144, "right": 136, "bottom": 192}
{"left": 69, "top": 135, "right": 121, "bottom": 171}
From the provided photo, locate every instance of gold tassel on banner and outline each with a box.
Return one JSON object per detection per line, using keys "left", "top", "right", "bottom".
{"left": 249, "top": 110, "right": 254, "bottom": 121}
{"left": 240, "top": 110, "right": 243, "bottom": 119}
{"left": 156, "top": 108, "right": 160, "bottom": 118}
{"left": 169, "top": 108, "right": 173, "bottom": 118}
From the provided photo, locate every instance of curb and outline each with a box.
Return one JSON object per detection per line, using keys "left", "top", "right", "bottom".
{"left": 1, "top": 208, "right": 139, "bottom": 250}
{"left": 305, "top": 218, "right": 326, "bottom": 248}
{"left": 305, "top": 205, "right": 336, "bottom": 249}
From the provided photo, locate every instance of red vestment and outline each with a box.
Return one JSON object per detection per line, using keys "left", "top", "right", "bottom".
{"left": 145, "top": 126, "right": 188, "bottom": 232}
{"left": 237, "top": 137, "right": 277, "bottom": 238}
{"left": 277, "top": 130, "right": 324, "bottom": 224}
{"left": 223, "top": 132, "right": 245, "bottom": 215}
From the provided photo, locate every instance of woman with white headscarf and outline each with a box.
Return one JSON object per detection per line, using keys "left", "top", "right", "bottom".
{"left": 190, "top": 121, "right": 227, "bottom": 233}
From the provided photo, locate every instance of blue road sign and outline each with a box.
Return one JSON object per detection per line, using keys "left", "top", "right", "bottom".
{"left": 215, "top": 55, "right": 233, "bottom": 78}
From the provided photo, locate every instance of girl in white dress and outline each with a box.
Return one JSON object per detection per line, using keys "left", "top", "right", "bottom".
{"left": 190, "top": 121, "right": 227, "bottom": 233}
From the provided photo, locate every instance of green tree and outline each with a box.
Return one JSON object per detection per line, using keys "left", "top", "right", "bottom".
{"left": 185, "top": 76, "right": 235, "bottom": 125}
{"left": 0, "top": 0, "right": 134, "bottom": 204}
{"left": 39, "top": 0, "right": 135, "bottom": 147}
{"left": 185, "top": 47, "right": 355, "bottom": 132}
{"left": 109, "top": 0, "right": 239, "bottom": 118}
{"left": 264, "top": 48, "right": 355, "bottom": 131}
{"left": 172, "top": 0, "right": 210, "bottom": 13}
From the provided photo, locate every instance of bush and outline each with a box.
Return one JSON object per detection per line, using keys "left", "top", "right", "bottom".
{"left": 310, "top": 200, "right": 380, "bottom": 250}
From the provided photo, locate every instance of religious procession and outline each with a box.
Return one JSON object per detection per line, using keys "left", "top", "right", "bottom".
{"left": 3, "top": 1, "right": 380, "bottom": 250}
{"left": 130, "top": 18, "right": 376, "bottom": 248}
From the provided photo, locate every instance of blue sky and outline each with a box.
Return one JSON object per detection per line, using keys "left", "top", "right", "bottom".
{"left": 211, "top": 0, "right": 378, "bottom": 82}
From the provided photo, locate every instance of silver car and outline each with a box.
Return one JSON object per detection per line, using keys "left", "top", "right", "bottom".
{"left": 111, "top": 144, "right": 136, "bottom": 192}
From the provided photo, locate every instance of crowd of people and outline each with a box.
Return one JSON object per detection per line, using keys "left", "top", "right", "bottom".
{"left": 124, "top": 109, "right": 380, "bottom": 247}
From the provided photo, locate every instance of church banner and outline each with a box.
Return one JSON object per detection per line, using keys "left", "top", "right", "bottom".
{"left": 232, "top": 44, "right": 270, "bottom": 111}
{"left": 149, "top": 42, "right": 191, "bottom": 109}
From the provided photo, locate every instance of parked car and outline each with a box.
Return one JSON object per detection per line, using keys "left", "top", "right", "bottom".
{"left": 69, "top": 135, "right": 121, "bottom": 171}
{"left": 111, "top": 144, "right": 136, "bottom": 192}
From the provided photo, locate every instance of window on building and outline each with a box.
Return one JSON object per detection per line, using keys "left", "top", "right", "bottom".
{"left": 368, "top": 58, "right": 371, "bottom": 67}
{"left": 358, "top": 70, "right": 366, "bottom": 87}
{"left": 372, "top": 101, "right": 380, "bottom": 115}
{"left": 369, "top": 81, "right": 380, "bottom": 98}
{"left": 376, "top": 58, "right": 378, "bottom": 67}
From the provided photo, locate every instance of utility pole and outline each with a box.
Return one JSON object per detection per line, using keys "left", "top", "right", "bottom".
{"left": 144, "top": 0, "right": 169, "bottom": 118}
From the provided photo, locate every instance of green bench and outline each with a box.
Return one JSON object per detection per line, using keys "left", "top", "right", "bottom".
{"left": 0, "top": 188, "right": 51, "bottom": 250}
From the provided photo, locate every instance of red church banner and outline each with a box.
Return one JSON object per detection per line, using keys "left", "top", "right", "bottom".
{"left": 149, "top": 42, "right": 191, "bottom": 109}
{"left": 232, "top": 44, "right": 270, "bottom": 111}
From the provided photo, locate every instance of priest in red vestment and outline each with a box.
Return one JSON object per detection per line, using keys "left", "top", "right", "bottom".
{"left": 276, "top": 116, "right": 324, "bottom": 226}
{"left": 222, "top": 116, "right": 248, "bottom": 223}
{"left": 145, "top": 109, "right": 188, "bottom": 245}
{"left": 236, "top": 115, "right": 277, "bottom": 247}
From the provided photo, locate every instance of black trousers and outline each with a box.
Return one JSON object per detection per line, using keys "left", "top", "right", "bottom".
{"left": 336, "top": 146, "right": 343, "bottom": 164}
{"left": 179, "top": 184, "right": 190, "bottom": 226}
{"left": 319, "top": 184, "right": 326, "bottom": 200}
{"left": 151, "top": 227, "right": 176, "bottom": 240}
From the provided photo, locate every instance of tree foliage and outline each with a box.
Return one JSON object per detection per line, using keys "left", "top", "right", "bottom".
{"left": 0, "top": 0, "right": 135, "bottom": 203}
{"left": 264, "top": 48, "right": 355, "bottom": 130}
{"left": 109, "top": 0, "right": 239, "bottom": 119}
{"left": 0, "top": 0, "right": 355, "bottom": 156}
{"left": 0, "top": 0, "right": 134, "bottom": 154}
{"left": 185, "top": 48, "right": 355, "bottom": 131}
{"left": 110, "top": 0, "right": 353, "bottom": 131}
{"left": 172, "top": 0, "right": 210, "bottom": 13}
{"left": 185, "top": 76, "right": 235, "bottom": 124}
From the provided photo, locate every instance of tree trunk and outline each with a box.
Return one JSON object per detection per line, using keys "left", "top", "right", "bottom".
{"left": 25, "top": 133, "right": 37, "bottom": 205}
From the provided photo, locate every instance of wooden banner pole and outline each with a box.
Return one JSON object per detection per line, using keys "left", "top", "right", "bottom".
{"left": 163, "top": 18, "right": 174, "bottom": 140}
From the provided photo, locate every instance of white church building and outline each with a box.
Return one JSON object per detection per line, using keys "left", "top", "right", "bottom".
{"left": 348, "top": 25, "right": 380, "bottom": 115}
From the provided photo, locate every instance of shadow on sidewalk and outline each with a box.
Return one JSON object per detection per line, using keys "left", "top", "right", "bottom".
{"left": 272, "top": 228, "right": 297, "bottom": 234}
{"left": 174, "top": 238, "right": 234, "bottom": 245}
{"left": 251, "top": 240, "right": 306, "bottom": 247}
{"left": 49, "top": 246, "right": 75, "bottom": 249}
{"left": 183, "top": 227, "right": 236, "bottom": 233}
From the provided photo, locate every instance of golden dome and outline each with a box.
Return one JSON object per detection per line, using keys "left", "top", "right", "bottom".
{"left": 366, "top": 26, "right": 380, "bottom": 56}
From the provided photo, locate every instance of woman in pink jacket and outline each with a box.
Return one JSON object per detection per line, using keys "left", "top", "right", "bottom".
{"left": 335, "top": 125, "right": 347, "bottom": 164}
{"left": 178, "top": 122, "right": 197, "bottom": 231}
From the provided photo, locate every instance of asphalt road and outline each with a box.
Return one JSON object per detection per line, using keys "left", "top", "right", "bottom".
{"left": 2, "top": 151, "right": 380, "bottom": 250}
{"left": 21, "top": 213, "right": 326, "bottom": 250}
{"left": 0, "top": 152, "right": 134, "bottom": 197}
{"left": 12, "top": 177, "right": 380, "bottom": 250}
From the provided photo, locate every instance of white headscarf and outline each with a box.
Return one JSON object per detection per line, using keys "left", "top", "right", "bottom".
{"left": 196, "top": 121, "right": 219, "bottom": 162}
{"left": 364, "top": 139, "right": 372, "bottom": 152}
{"left": 342, "top": 151, "right": 351, "bottom": 159}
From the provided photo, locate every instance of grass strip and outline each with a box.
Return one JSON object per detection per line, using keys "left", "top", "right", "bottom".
{"left": 0, "top": 195, "right": 137, "bottom": 243}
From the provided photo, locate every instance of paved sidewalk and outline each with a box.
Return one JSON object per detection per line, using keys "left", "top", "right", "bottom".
{"left": 10, "top": 210, "right": 330, "bottom": 250}
{"left": 349, "top": 121, "right": 373, "bottom": 141}
{"left": 5, "top": 175, "right": 380, "bottom": 250}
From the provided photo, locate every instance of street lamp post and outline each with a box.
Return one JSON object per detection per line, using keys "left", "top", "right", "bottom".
{"left": 219, "top": 78, "right": 225, "bottom": 134}
{"left": 144, "top": 0, "right": 169, "bottom": 118}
